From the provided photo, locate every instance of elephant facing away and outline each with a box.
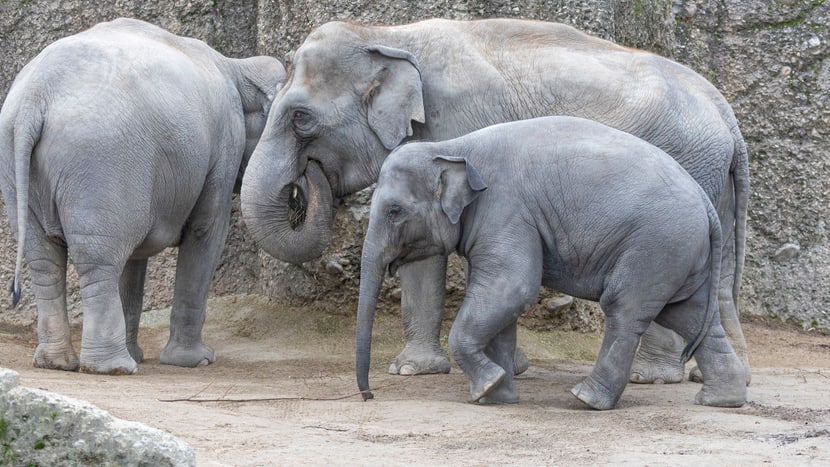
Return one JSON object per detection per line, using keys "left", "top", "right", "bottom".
{"left": 0, "top": 18, "right": 284, "bottom": 374}
{"left": 241, "top": 18, "right": 750, "bottom": 385}
{"left": 356, "top": 117, "right": 747, "bottom": 409}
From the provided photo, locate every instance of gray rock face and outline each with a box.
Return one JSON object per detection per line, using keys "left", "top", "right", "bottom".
{"left": 0, "top": 368, "right": 195, "bottom": 466}
{"left": 0, "top": 0, "right": 827, "bottom": 331}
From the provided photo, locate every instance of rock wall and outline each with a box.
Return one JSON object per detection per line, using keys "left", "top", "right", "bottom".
{"left": 0, "top": 0, "right": 827, "bottom": 331}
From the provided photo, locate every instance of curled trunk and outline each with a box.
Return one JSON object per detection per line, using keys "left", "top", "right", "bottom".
{"left": 241, "top": 149, "right": 334, "bottom": 264}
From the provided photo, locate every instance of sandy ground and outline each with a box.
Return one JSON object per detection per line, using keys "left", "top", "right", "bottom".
{"left": 1, "top": 295, "right": 829, "bottom": 466}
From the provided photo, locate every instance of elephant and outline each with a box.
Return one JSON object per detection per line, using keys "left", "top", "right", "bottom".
{"left": 355, "top": 116, "right": 748, "bottom": 409}
{"left": 241, "top": 18, "right": 750, "bottom": 385}
{"left": 0, "top": 18, "right": 284, "bottom": 374}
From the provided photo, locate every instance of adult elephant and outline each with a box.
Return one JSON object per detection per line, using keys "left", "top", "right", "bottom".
{"left": 0, "top": 18, "right": 284, "bottom": 374}
{"left": 241, "top": 18, "right": 750, "bottom": 385}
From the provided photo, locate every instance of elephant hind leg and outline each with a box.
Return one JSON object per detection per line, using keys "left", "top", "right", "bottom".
{"left": 28, "top": 226, "right": 78, "bottom": 371}
{"left": 655, "top": 285, "right": 746, "bottom": 407}
{"left": 573, "top": 286, "right": 664, "bottom": 410}
{"left": 121, "top": 258, "right": 148, "bottom": 363}
{"left": 68, "top": 236, "right": 137, "bottom": 375}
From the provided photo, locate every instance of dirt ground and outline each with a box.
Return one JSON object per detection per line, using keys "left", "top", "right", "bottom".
{"left": 1, "top": 295, "right": 829, "bottom": 466}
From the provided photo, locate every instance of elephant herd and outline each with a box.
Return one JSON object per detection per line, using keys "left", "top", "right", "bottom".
{"left": 0, "top": 17, "right": 750, "bottom": 409}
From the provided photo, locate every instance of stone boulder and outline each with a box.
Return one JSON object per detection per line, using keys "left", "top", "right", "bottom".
{"left": 0, "top": 368, "right": 195, "bottom": 466}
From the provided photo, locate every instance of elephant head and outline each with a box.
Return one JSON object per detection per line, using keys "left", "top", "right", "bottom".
{"left": 240, "top": 22, "right": 425, "bottom": 264}
{"left": 355, "top": 148, "right": 487, "bottom": 399}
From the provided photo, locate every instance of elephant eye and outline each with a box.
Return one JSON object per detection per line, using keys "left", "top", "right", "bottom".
{"left": 291, "top": 109, "right": 317, "bottom": 134}
{"left": 386, "top": 205, "right": 404, "bottom": 223}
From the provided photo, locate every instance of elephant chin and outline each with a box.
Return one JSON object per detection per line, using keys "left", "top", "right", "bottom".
{"left": 241, "top": 160, "right": 334, "bottom": 265}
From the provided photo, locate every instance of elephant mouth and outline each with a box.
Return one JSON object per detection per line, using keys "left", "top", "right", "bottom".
{"left": 287, "top": 184, "right": 307, "bottom": 230}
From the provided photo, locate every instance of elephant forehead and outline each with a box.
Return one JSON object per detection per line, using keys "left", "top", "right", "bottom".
{"left": 295, "top": 42, "right": 350, "bottom": 75}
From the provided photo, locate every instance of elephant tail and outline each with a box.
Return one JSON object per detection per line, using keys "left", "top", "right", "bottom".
{"left": 731, "top": 130, "right": 750, "bottom": 316}
{"left": 9, "top": 103, "right": 42, "bottom": 306}
{"left": 681, "top": 195, "right": 723, "bottom": 363}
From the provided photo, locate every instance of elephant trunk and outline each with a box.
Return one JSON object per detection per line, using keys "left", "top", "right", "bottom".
{"left": 355, "top": 230, "right": 388, "bottom": 401}
{"left": 241, "top": 139, "right": 334, "bottom": 265}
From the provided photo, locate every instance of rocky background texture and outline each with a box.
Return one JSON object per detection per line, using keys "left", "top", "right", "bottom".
{"left": 0, "top": 0, "right": 828, "bottom": 332}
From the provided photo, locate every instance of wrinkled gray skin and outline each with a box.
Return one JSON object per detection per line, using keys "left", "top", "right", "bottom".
{"left": 0, "top": 18, "right": 284, "bottom": 375}
{"left": 242, "top": 19, "right": 750, "bottom": 385}
{"left": 356, "top": 116, "right": 747, "bottom": 409}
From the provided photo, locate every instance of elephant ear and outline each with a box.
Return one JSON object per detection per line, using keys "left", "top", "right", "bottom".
{"left": 435, "top": 155, "right": 488, "bottom": 224}
{"left": 364, "top": 45, "right": 426, "bottom": 150}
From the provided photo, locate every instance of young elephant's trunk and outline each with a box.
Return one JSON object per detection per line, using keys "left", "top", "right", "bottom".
{"left": 355, "top": 231, "right": 388, "bottom": 400}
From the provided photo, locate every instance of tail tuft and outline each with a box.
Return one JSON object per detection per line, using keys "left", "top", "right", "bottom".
{"left": 10, "top": 278, "right": 22, "bottom": 307}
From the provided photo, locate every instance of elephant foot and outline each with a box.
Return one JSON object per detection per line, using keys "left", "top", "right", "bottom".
{"left": 33, "top": 343, "right": 80, "bottom": 372}
{"left": 692, "top": 362, "right": 751, "bottom": 387}
{"left": 127, "top": 341, "right": 145, "bottom": 364}
{"left": 629, "top": 324, "right": 685, "bottom": 384}
{"left": 478, "top": 378, "right": 519, "bottom": 404}
{"left": 629, "top": 358, "right": 685, "bottom": 384}
{"left": 694, "top": 380, "right": 747, "bottom": 408}
{"left": 388, "top": 343, "right": 451, "bottom": 376}
{"left": 688, "top": 365, "right": 703, "bottom": 383}
{"left": 160, "top": 340, "right": 215, "bottom": 368}
{"left": 79, "top": 350, "right": 138, "bottom": 375}
{"left": 469, "top": 362, "right": 506, "bottom": 402}
{"left": 513, "top": 346, "right": 529, "bottom": 376}
{"left": 570, "top": 376, "right": 620, "bottom": 410}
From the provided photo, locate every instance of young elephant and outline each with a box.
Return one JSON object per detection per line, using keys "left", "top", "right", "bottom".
{"left": 0, "top": 18, "right": 284, "bottom": 374}
{"left": 356, "top": 116, "right": 747, "bottom": 409}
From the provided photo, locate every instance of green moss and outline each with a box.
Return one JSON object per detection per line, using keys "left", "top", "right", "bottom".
{"left": 1, "top": 416, "right": 19, "bottom": 465}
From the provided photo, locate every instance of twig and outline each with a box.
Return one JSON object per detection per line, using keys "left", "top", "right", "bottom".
{"left": 158, "top": 381, "right": 402, "bottom": 403}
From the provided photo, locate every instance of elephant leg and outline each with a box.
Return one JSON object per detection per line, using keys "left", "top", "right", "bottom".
{"left": 450, "top": 253, "right": 539, "bottom": 403}
{"left": 68, "top": 237, "right": 137, "bottom": 375}
{"left": 513, "top": 340, "right": 530, "bottom": 376}
{"left": 689, "top": 175, "right": 750, "bottom": 386}
{"left": 160, "top": 186, "right": 231, "bottom": 367}
{"left": 655, "top": 286, "right": 747, "bottom": 407}
{"left": 572, "top": 288, "right": 661, "bottom": 410}
{"left": 478, "top": 320, "right": 520, "bottom": 404}
{"left": 449, "top": 301, "right": 508, "bottom": 403}
{"left": 120, "top": 258, "right": 148, "bottom": 363}
{"left": 28, "top": 224, "right": 78, "bottom": 371}
{"left": 389, "top": 255, "right": 451, "bottom": 376}
{"left": 629, "top": 322, "right": 685, "bottom": 384}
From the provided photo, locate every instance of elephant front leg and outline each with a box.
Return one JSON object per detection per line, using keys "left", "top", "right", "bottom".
{"left": 160, "top": 193, "right": 231, "bottom": 367}
{"left": 389, "top": 255, "right": 451, "bottom": 376}
{"left": 478, "top": 321, "right": 520, "bottom": 404}
{"left": 450, "top": 255, "right": 540, "bottom": 403}
{"left": 120, "top": 258, "right": 148, "bottom": 363}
